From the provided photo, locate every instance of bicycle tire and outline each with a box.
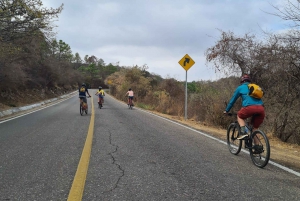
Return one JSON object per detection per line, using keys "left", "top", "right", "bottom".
{"left": 249, "top": 130, "right": 270, "bottom": 168}
{"left": 80, "top": 104, "right": 83, "bottom": 116}
{"left": 227, "top": 123, "right": 242, "bottom": 155}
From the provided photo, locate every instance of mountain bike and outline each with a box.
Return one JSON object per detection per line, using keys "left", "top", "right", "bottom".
{"left": 126, "top": 96, "right": 134, "bottom": 109}
{"left": 226, "top": 112, "right": 270, "bottom": 168}
{"left": 97, "top": 96, "right": 103, "bottom": 109}
{"left": 79, "top": 96, "right": 90, "bottom": 115}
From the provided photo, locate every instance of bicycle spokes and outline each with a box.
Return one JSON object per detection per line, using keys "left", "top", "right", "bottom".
{"left": 250, "top": 131, "right": 270, "bottom": 168}
{"left": 227, "top": 123, "right": 242, "bottom": 155}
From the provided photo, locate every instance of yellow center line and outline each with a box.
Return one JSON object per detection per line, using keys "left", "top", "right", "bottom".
{"left": 68, "top": 97, "right": 94, "bottom": 201}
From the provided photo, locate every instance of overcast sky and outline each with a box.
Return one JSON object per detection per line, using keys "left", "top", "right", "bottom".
{"left": 42, "top": 0, "right": 287, "bottom": 81}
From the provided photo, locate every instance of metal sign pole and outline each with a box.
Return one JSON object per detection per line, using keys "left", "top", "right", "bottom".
{"left": 185, "top": 70, "right": 187, "bottom": 120}
{"left": 178, "top": 54, "right": 195, "bottom": 121}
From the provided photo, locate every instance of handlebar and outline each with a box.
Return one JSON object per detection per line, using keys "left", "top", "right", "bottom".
{"left": 225, "top": 113, "right": 237, "bottom": 116}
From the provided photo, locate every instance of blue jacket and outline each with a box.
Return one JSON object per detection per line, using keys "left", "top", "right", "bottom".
{"left": 225, "top": 82, "right": 263, "bottom": 112}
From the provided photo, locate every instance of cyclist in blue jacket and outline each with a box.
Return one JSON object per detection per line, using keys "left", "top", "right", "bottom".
{"left": 224, "top": 74, "right": 265, "bottom": 139}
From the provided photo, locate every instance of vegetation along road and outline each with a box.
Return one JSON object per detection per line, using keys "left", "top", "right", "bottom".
{"left": 0, "top": 91, "right": 299, "bottom": 200}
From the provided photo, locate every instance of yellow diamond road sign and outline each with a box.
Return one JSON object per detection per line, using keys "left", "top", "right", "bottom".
{"left": 178, "top": 54, "right": 195, "bottom": 71}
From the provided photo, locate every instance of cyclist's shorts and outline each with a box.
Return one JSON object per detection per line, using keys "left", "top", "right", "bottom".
{"left": 128, "top": 96, "right": 134, "bottom": 100}
{"left": 98, "top": 95, "right": 104, "bottom": 98}
{"left": 79, "top": 96, "right": 87, "bottom": 103}
{"left": 238, "top": 105, "right": 265, "bottom": 128}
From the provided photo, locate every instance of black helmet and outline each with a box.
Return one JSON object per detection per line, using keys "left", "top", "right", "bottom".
{"left": 129, "top": 88, "right": 132, "bottom": 91}
{"left": 82, "top": 83, "right": 86, "bottom": 86}
{"left": 99, "top": 86, "right": 102, "bottom": 89}
{"left": 240, "top": 74, "right": 251, "bottom": 83}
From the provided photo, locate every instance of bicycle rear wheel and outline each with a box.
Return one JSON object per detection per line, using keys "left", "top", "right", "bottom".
{"left": 227, "top": 123, "right": 242, "bottom": 155}
{"left": 249, "top": 130, "right": 270, "bottom": 168}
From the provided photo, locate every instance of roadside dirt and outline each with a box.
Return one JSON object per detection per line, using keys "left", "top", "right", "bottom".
{"left": 1, "top": 92, "right": 300, "bottom": 173}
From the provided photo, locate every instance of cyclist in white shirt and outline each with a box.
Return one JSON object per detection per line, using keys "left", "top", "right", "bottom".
{"left": 125, "top": 88, "right": 134, "bottom": 106}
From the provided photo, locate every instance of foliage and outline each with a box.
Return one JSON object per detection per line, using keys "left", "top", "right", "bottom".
{"left": 2, "top": 0, "right": 300, "bottom": 147}
{"left": 0, "top": 0, "right": 63, "bottom": 42}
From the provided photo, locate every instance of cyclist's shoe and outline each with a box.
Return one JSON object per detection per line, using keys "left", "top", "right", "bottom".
{"left": 252, "top": 145, "right": 263, "bottom": 154}
{"left": 237, "top": 132, "right": 249, "bottom": 140}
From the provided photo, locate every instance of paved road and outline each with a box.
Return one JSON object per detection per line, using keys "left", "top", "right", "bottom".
{"left": 0, "top": 91, "right": 299, "bottom": 200}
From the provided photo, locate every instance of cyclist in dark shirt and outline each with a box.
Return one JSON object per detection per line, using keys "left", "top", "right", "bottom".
{"left": 79, "top": 83, "right": 91, "bottom": 106}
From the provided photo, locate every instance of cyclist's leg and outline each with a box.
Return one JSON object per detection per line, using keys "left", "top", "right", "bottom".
{"left": 251, "top": 106, "right": 265, "bottom": 144}
{"left": 83, "top": 97, "right": 87, "bottom": 108}
{"left": 237, "top": 116, "right": 246, "bottom": 127}
{"left": 100, "top": 95, "right": 104, "bottom": 104}
{"left": 237, "top": 107, "right": 252, "bottom": 139}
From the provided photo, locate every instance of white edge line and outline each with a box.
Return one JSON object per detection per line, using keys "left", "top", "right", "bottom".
{"left": 133, "top": 106, "right": 300, "bottom": 178}
{"left": 0, "top": 94, "right": 76, "bottom": 124}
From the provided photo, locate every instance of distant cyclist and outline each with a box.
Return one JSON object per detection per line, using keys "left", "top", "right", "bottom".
{"left": 79, "top": 83, "right": 91, "bottom": 107}
{"left": 95, "top": 86, "right": 105, "bottom": 105}
{"left": 125, "top": 88, "right": 134, "bottom": 106}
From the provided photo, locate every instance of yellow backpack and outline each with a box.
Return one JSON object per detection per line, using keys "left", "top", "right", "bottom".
{"left": 248, "top": 83, "right": 264, "bottom": 99}
{"left": 80, "top": 86, "right": 85, "bottom": 92}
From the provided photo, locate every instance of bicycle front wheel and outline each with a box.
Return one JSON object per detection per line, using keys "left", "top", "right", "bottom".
{"left": 80, "top": 104, "right": 83, "bottom": 116}
{"left": 250, "top": 130, "right": 270, "bottom": 168}
{"left": 227, "top": 123, "right": 242, "bottom": 155}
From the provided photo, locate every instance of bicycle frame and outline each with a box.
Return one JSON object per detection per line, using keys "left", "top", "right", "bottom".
{"left": 79, "top": 97, "right": 89, "bottom": 115}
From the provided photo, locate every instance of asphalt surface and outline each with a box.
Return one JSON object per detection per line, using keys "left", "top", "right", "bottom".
{"left": 0, "top": 91, "right": 299, "bottom": 201}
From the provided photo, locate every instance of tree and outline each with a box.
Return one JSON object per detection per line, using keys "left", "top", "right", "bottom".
{"left": 74, "top": 52, "right": 82, "bottom": 64}
{"left": 270, "top": 0, "right": 300, "bottom": 27}
{"left": 78, "top": 63, "right": 99, "bottom": 86}
{"left": 206, "top": 31, "right": 258, "bottom": 75}
{"left": 0, "top": 0, "right": 63, "bottom": 42}
{"left": 48, "top": 39, "right": 73, "bottom": 61}
{"left": 205, "top": 30, "right": 272, "bottom": 82}
{"left": 58, "top": 39, "right": 72, "bottom": 61}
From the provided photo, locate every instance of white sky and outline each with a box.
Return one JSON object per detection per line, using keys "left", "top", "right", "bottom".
{"left": 42, "top": 0, "right": 288, "bottom": 81}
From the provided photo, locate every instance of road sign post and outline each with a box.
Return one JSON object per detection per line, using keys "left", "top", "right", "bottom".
{"left": 178, "top": 54, "right": 195, "bottom": 120}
